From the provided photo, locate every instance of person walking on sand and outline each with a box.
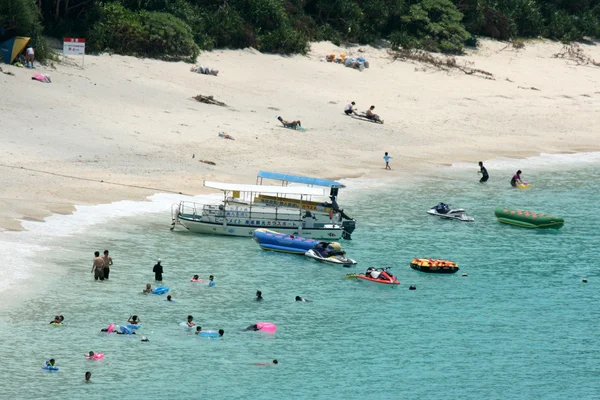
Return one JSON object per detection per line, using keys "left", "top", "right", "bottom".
{"left": 478, "top": 161, "right": 489, "bottom": 183}
{"left": 384, "top": 152, "right": 391, "bottom": 170}
{"left": 153, "top": 259, "right": 163, "bottom": 281}
{"left": 91, "top": 251, "right": 104, "bottom": 281}
{"left": 102, "top": 250, "right": 113, "bottom": 279}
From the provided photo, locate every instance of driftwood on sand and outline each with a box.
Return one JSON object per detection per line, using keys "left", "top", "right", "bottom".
{"left": 193, "top": 94, "right": 227, "bottom": 107}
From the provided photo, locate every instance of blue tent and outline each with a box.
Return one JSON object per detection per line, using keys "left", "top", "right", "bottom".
{"left": 0, "top": 36, "right": 30, "bottom": 64}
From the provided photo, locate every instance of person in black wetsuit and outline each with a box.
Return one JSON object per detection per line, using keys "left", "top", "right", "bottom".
{"left": 478, "top": 161, "right": 489, "bottom": 183}
{"left": 153, "top": 259, "right": 163, "bottom": 281}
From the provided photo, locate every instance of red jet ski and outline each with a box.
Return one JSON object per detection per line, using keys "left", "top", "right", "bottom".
{"left": 356, "top": 267, "right": 400, "bottom": 285}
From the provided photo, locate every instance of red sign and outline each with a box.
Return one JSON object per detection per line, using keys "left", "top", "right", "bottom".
{"left": 64, "top": 38, "right": 86, "bottom": 43}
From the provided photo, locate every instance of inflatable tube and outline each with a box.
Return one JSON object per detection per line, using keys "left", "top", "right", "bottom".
{"left": 50, "top": 322, "right": 63, "bottom": 326}
{"left": 494, "top": 206, "right": 564, "bottom": 229}
{"left": 198, "top": 330, "right": 220, "bottom": 338}
{"left": 152, "top": 286, "right": 169, "bottom": 295}
{"left": 107, "top": 323, "right": 116, "bottom": 333}
{"left": 256, "top": 322, "right": 277, "bottom": 333}
{"left": 41, "top": 366, "right": 59, "bottom": 371}
{"left": 126, "top": 324, "right": 140, "bottom": 330}
{"left": 120, "top": 325, "right": 133, "bottom": 335}
{"left": 85, "top": 353, "right": 104, "bottom": 360}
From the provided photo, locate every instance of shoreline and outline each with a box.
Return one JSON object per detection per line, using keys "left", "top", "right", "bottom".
{"left": 1, "top": 38, "right": 600, "bottom": 232}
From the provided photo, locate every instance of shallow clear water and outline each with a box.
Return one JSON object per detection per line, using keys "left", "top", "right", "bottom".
{"left": 1, "top": 155, "right": 599, "bottom": 399}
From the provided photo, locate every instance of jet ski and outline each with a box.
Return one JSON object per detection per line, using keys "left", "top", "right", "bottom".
{"left": 354, "top": 267, "right": 400, "bottom": 285}
{"left": 427, "top": 203, "right": 474, "bottom": 222}
{"left": 305, "top": 244, "right": 357, "bottom": 267}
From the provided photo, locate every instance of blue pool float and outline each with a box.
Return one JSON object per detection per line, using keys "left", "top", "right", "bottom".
{"left": 198, "top": 330, "right": 220, "bottom": 338}
{"left": 126, "top": 324, "right": 141, "bottom": 330}
{"left": 120, "top": 325, "right": 133, "bottom": 335}
{"left": 42, "top": 361, "right": 59, "bottom": 371}
{"left": 152, "top": 286, "right": 169, "bottom": 295}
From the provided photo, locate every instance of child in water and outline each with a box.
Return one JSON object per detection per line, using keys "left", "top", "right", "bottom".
{"left": 186, "top": 315, "right": 195, "bottom": 327}
{"left": 143, "top": 284, "right": 153, "bottom": 294}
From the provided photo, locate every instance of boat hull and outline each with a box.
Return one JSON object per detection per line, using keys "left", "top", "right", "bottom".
{"left": 356, "top": 275, "right": 400, "bottom": 285}
{"left": 427, "top": 208, "right": 474, "bottom": 222}
{"left": 178, "top": 218, "right": 343, "bottom": 239}
{"left": 494, "top": 206, "right": 564, "bottom": 229}
{"left": 410, "top": 263, "right": 459, "bottom": 274}
{"left": 305, "top": 249, "right": 357, "bottom": 266}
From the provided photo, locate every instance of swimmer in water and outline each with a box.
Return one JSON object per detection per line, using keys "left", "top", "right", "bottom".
{"left": 141, "top": 336, "right": 149, "bottom": 342}
{"left": 295, "top": 296, "right": 310, "bottom": 302}
{"left": 84, "top": 371, "right": 92, "bottom": 382}
{"left": 59, "top": 315, "right": 64, "bottom": 323}
{"left": 243, "top": 324, "right": 260, "bottom": 331}
{"left": 186, "top": 315, "right": 195, "bottom": 327}
{"left": 219, "top": 329, "right": 224, "bottom": 337}
{"left": 192, "top": 274, "right": 199, "bottom": 281}
{"left": 143, "top": 284, "right": 153, "bottom": 294}
{"left": 88, "top": 351, "right": 95, "bottom": 358}
{"left": 166, "top": 294, "right": 173, "bottom": 301}
{"left": 128, "top": 315, "right": 140, "bottom": 325}
{"left": 510, "top": 170, "right": 523, "bottom": 187}
{"left": 49, "top": 315, "right": 61, "bottom": 324}
{"left": 256, "top": 290, "right": 263, "bottom": 301}
{"left": 253, "top": 359, "right": 278, "bottom": 366}
{"left": 208, "top": 275, "right": 215, "bottom": 287}
{"left": 46, "top": 359, "right": 56, "bottom": 367}
{"left": 195, "top": 326, "right": 203, "bottom": 335}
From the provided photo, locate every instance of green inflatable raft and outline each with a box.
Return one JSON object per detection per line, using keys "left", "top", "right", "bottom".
{"left": 494, "top": 207, "right": 564, "bottom": 229}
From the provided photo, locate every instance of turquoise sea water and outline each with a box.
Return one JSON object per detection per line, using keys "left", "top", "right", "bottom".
{"left": 0, "top": 154, "right": 599, "bottom": 399}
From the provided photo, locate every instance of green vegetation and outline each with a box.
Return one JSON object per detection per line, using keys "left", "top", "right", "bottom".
{"left": 1, "top": 0, "right": 600, "bottom": 62}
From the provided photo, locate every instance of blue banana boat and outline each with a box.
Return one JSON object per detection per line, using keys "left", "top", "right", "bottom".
{"left": 253, "top": 228, "right": 338, "bottom": 254}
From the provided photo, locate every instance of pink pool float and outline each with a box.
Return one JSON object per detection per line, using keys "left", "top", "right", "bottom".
{"left": 257, "top": 322, "right": 277, "bottom": 333}
{"left": 106, "top": 323, "right": 116, "bottom": 333}
{"left": 85, "top": 352, "right": 104, "bottom": 360}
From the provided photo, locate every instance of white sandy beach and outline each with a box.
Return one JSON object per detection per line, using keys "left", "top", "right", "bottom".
{"left": 1, "top": 39, "right": 599, "bottom": 231}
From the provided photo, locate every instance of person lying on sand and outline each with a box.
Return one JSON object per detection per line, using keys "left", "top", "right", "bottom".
{"left": 277, "top": 116, "right": 301, "bottom": 129}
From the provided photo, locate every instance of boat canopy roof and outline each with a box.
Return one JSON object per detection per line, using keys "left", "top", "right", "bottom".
{"left": 257, "top": 171, "right": 345, "bottom": 188}
{"left": 204, "top": 181, "right": 326, "bottom": 196}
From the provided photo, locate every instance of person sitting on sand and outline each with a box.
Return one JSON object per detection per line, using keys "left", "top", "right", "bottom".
{"left": 344, "top": 102, "right": 357, "bottom": 115}
{"left": 365, "top": 105, "right": 380, "bottom": 122}
{"left": 277, "top": 116, "right": 301, "bottom": 130}
{"left": 143, "top": 284, "right": 153, "bottom": 294}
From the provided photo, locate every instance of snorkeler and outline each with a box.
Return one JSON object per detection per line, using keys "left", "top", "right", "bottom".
{"left": 243, "top": 324, "right": 260, "bottom": 331}
{"left": 256, "top": 290, "right": 263, "bottom": 301}
{"left": 295, "top": 296, "right": 311, "bottom": 302}
{"left": 186, "top": 315, "right": 195, "bottom": 327}
{"left": 143, "top": 284, "right": 153, "bottom": 294}
{"left": 128, "top": 315, "right": 140, "bottom": 325}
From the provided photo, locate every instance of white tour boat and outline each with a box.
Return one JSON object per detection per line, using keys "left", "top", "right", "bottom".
{"left": 171, "top": 181, "right": 345, "bottom": 239}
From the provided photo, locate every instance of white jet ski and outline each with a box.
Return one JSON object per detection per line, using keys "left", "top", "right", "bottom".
{"left": 427, "top": 203, "right": 475, "bottom": 222}
{"left": 305, "top": 249, "right": 357, "bottom": 267}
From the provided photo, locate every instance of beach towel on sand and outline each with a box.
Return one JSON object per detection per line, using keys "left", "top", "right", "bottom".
{"left": 32, "top": 73, "right": 51, "bottom": 83}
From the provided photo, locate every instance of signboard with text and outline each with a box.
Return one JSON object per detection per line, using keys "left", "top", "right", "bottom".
{"left": 63, "top": 37, "right": 86, "bottom": 56}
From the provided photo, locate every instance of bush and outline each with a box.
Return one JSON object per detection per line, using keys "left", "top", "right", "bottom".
{"left": 88, "top": 3, "right": 199, "bottom": 62}
{"left": 497, "top": 0, "right": 544, "bottom": 37}
{"left": 481, "top": 6, "right": 511, "bottom": 39}
{"left": 257, "top": 24, "right": 309, "bottom": 54}
{"left": 544, "top": 10, "right": 582, "bottom": 42}
{"left": 401, "top": 0, "right": 471, "bottom": 53}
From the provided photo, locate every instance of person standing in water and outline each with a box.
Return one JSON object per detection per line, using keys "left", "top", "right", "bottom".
{"left": 510, "top": 170, "right": 523, "bottom": 187}
{"left": 84, "top": 371, "right": 92, "bottom": 382}
{"left": 478, "top": 161, "right": 489, "bottom": 183}
{"left": 102, "top": 250, "right": 113, "bottom": 279}
{"left": 384, "top": 152, "right": 391, "bottom": 170}
{"left": 153, "top": 259, "right": 163, "bottom": 281}
{"left": 91, "top": 251, "right": 104, "bottom": 281}
{"left": 256, "top": 291, "right": 263, "bottom": 301}
{"left": 208, "top": 275, "right": 215, "bottom": 287}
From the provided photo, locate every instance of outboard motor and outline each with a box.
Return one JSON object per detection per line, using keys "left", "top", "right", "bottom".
{"left": 342, "top": 219, "right": 356, "bottom": 240}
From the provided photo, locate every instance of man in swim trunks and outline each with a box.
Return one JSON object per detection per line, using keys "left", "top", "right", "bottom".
{"left": 102, "top": 250, "right": 113, "bottom": 279}
{"left": 478, "top": 161, "right": 489, "bottom": 183}
{"left": 91, "top": 251, "right": 104, "bottom": 280}
{"left": 277, "top": 116, "right": 301, "bottom": 129}
{"left": 344, "top": 102, "right": 357, "bottom": 115}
